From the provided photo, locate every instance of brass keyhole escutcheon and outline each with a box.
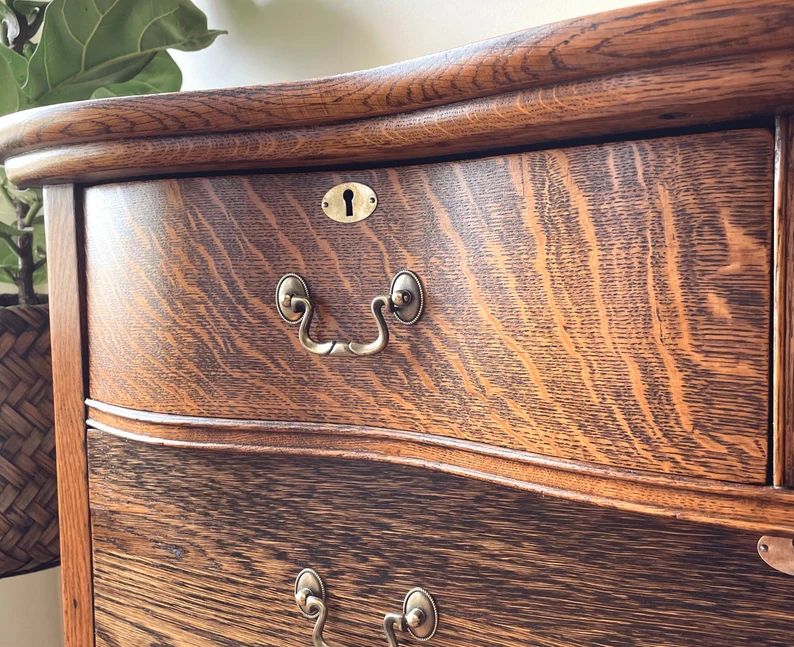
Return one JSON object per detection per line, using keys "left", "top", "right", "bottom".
{"left": 342, "top": 188, "right": 354, "bottom": 217}
{"left": 322, "top": 182, "right": 377, "bottom": 223}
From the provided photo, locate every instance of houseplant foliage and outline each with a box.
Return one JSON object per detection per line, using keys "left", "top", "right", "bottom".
{"left": 0, "top": 0, "right": 222, "bottom": 578}
{"left": 0, "top": 0, "right": 224, "bottom": 304}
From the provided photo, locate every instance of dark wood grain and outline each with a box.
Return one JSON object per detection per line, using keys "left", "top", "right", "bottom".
{"left": 84, "top": 129, "right": 772, "bottom": 483}
{"left": 7, "top": 50, "right": 794, "bottom": 187}
{"left": 84, "top": 405, "right": 794, "bottom": 536}
{"left": 28, "top": 3, "right": 794, "bottom": 641}
{"left": 1, "top": 0, "right": 793, "bottom": 162}
{"left": 43, "top": 185, "right": 94, "bottom": 647}
{"left": 88, "top": 429, "right": 794, "bottom": 647}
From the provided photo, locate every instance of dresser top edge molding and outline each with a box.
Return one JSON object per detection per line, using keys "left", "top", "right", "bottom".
{"left": 2, "top": 0, "right": 794, "bottom": 186}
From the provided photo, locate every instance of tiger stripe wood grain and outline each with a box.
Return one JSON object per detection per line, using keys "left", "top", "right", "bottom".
{"left": 21, "top": 4, "right": 794, "bottom": 643}
{"left": 1, "top": 0, "right": 792, "bottom": 161}
{"left": 84, "top": 129, "right": 772, "bottom": 483}
{"left": 88, "top": 430, "right": 794, "bottom": 647}
{"left": 6, "top": 50, "right": 794, "bottom": 188}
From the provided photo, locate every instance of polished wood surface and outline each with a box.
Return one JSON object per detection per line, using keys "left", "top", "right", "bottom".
{"left": 24, "top": 3, "right": 794, "bottom": 643}
{"left": 43, "top": 186, "right": 94, "bottom": 647}
{"left": 774, "top": 116, "right": 794, "bottom": 487}
{"left": 88, "top": 430, "right": 794, "bottom": 647}
{"left": 0, "top": 0, "right": 792, "bottom": 161}
{"left": 85, "top": 129, "right": 772, "bottom": 483}
{"left": 85, "top": 403, "right": 794, "bottom": 536}
{"left": 6, "top": 50, "right": 794, "bottom": 187}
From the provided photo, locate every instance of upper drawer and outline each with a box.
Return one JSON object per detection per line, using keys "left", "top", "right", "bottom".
{"left": 83, "top": 128, "right": 772, "bottom": 483}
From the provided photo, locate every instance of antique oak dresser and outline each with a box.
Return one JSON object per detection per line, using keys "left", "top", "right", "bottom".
{"left": 3, "top": 0, "right": 794, "bottom": 645}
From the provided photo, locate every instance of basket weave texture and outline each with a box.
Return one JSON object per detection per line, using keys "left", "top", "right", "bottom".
{"left": 0, "top": 304, "right": 58, "bottom": 578}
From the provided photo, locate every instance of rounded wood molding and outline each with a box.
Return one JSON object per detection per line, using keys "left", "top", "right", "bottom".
{"left": 87, "top": 399, "right": 794, "bottom": 537}
{"left": 2, "top": 0, "right": 794, "bottom": 186}
{"left": 6, "top": 50, "right": 794, "bottom": 187}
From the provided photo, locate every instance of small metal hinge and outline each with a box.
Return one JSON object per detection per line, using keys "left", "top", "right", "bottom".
{"left": 758, "top": 536, "right": 794, "bottom": 575}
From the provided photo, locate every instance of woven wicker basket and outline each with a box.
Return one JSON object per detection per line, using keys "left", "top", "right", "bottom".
{"left": 0, "top": 303, "right": 58, "bottom": 578}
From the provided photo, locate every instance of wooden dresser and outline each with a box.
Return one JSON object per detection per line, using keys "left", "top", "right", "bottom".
{"left": 4, "top": 1, "right": 794, "bottom": 645}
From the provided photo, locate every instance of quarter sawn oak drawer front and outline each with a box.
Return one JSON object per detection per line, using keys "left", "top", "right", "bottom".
{"left": 6, "top": 3, "right": 794, "bottom": 646}
{"left": 87, "top": 431, "right": 794, "bottom": 647}
{"left": 83, "top": 129, "right": 772, "bottom": 484}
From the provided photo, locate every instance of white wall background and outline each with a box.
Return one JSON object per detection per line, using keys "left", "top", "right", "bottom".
{"left": 173, "top": 0, "right": 644, "bottom": 91}
{"left": 1, "top": 1, "right": 645, "bottom": 645}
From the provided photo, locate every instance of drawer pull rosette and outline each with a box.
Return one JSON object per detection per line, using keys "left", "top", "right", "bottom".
{"left": 294, "top": 568, "right": 438, "bottom": 646}
{"left": 276, "top": 270, "right": 424, "bottom": 357}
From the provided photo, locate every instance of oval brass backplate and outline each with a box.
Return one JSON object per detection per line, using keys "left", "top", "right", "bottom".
{"left": 295, "top": 568, "right": 325, "bottom": 618}
{"left": 391, "top": 270, "right": 424, "bottom": 325}
{"left": 322, "top": 182, "right": 377, "bottom": 223}
{"left": 276, "top": 273, "right": 309, "bottom": 324}
{"left": 403, "top": 587, "right": 438, "bottom": 641}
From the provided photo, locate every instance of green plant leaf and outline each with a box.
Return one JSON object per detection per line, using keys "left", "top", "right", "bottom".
{"left": 0, "top": 173, "right": 17, "bottom": 225}
{"left": 0, "top": 3, "right": 21, "bottom": 45}
{"left": 0, "top": 263, "right": 18, "bottom": 284}
{"left": 0, "top": 166, "right": 40, "bottom": 211}
{"left": 9, "top": 0, "right": 52, "bottom": 14}
{"left": 3, "top": 182, "right": 40, "bottom": 208}
{"left": 24, "top": 0, "right": 224, "bottom": 106}
{"left": 31, "top": 218, "right": 45, "bottom": 286}
{"left": 2, "top": 0, "right": 221, "bottom": 296}
{"left": 0, "top": 166, "right": 48, "bottom": 289}
{"left": 0, "top": 45, "right": 30, "bottom": 116}
{"left": 0, "top": 258, "right": 18, "bottom": 287}
{"left": 91, "top": 50, "right": 181, "bottom": 98}
{"left": 0, "top": 220, "right": 23, "bottom": 237}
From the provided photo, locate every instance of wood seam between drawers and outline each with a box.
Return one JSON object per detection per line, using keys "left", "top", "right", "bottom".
{"left": 85, "top": 400, "right": 794, "bottom": 536}
{"left": 773, "top": 115, "right": 794, "bottom": 486}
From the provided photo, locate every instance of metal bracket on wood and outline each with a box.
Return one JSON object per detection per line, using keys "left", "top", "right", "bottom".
{"left": 758, "top": 536, "right": 794, "bottom": 575}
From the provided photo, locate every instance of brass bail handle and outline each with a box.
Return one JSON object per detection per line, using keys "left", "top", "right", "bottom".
{"left": 294, "top": 569, "right": 439, "bottom": 647}
{"left": 276, "top": 270, "right": 424, "bottom": 358}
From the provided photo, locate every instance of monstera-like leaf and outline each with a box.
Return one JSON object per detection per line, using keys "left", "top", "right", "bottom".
{"left": 23, "top": 0, "right": 223, "bottom": 105}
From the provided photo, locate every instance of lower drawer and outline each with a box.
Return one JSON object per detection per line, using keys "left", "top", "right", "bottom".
{"left": 88, "top": 430, "right": 794, "bottom": 647}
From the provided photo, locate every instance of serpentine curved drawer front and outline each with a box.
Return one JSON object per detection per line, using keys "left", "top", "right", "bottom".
{"left": 83, "top": 128, "right": 772, "bottom": 483}
{"left": 86, "top": 432, "right": 794, "bottom": 647}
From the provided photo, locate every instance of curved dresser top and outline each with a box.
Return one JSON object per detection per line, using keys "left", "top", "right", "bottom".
{"left": 2, "top": 0, "right": 794, "bottom": 186}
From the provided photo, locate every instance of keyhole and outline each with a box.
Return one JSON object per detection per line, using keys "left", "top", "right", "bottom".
{"left": 342, "top": 189, "right": 354, "bottom": 217}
